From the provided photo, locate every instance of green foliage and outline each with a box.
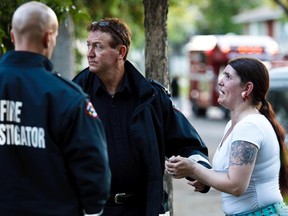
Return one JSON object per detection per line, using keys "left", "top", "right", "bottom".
{"left": 72, "top": 0, "right": 144, "bottom": 47}
{"left": 166, "top": 0, "right": 267, "bottom": 55}
{"left": 194, "top": 0, "right": 261, "bottom": 35}
{"left": 0, "top": 0, "right": 90, "bottom": 55}
{"left": 167, "top": 1, "right": 200, "bottom": 54}
{"left": 0, "top": 0, "right": 27, "bottom": 53}
{"left": 0, "top": 0, "right": 145, "bottom": 54}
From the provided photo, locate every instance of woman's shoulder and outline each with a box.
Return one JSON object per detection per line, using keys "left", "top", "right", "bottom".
{"left": 240, "top": 113, "right": 268, "bottom": 126}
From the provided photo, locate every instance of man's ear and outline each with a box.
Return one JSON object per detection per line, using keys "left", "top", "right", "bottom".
{"left": 10, "top": 30, "right": 15, "bottom": 44}
{"left": 43, "top": 31, "right": 51, "bottom": 48}
{"left": 117, "top": 45, "right": 127, "bottom": 60}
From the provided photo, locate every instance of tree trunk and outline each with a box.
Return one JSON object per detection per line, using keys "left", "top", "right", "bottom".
{"left": 51, "top": 16, "right": 75, "bottom": 79}
{"left": 144, "top": 0, "right": 169, "bottom": 86}
{"left": 143, "top": 0, "right": 173, "bottom": 215}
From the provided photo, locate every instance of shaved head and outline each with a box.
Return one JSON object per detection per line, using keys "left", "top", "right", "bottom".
{"left": 11, "top": 1, "right": 59, "bottom": 58}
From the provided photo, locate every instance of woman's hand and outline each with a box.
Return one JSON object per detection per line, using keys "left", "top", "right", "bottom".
{"left": 165, "top": 155, "right": 196, "bottom": 179}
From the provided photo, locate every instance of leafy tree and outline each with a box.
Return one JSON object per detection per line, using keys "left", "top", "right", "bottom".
{"left": 193, "top": 0, "right": 262, "bottom": 35}
{"left": 74, "top": 0, "right": 145, "bottom": 48}
{"left": 0, "top": 0, "right": 89, "bottom": 55}
{"left": 166, "top": 0, "right": 265, "bottom": 55}
{"left": 167, "top": 0, "right": 199, "bottom": 55}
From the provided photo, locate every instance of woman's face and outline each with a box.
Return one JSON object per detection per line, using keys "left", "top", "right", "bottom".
{"left": 217, "top": 65, "right": 244, "bottom": 110}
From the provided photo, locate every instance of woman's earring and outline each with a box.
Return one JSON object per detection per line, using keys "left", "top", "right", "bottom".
{"left": 241, "top": 92, "right": 249, "bottom": 101}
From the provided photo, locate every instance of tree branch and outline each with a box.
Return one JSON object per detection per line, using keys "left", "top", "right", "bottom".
{"left": 274, "top": 0, "right": 288, "bottom": 15}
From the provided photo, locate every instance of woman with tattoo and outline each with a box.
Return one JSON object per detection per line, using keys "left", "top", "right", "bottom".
{"left": 166, "top": 57, "right": 288, "bottom": 215}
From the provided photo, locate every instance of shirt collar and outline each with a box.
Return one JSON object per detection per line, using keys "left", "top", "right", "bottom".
{"left": 94, "top": 71, "right": 132, "bottom": 96}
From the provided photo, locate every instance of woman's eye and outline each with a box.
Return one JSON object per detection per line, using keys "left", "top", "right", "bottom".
{"left": 224, "top": 72, "right": 231, "bottom": 79}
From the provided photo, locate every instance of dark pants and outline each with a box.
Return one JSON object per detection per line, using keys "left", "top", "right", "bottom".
{"left": 102, "top": 203, "right": 146, "bottom": 216}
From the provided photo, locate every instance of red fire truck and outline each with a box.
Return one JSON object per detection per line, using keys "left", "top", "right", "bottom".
{"left": 186, "top": 34, "right": 279, "bottom": 117}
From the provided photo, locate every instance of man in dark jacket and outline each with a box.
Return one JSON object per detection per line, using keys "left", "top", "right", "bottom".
{"left": 73, "top": 18, "right": 211, "bottom": 216}
{"left": 0, "top": 2, "right": 111, "bottom": 215}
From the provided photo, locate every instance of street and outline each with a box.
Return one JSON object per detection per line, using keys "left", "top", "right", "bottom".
{"left": 172, "top": 98, "right": 228, "bottom": 216}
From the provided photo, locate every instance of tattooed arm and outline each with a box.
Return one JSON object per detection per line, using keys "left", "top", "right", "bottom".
{"left": 165, "top": 140, "right": 258, "bottom": 196}
{"left": 226, "top": 141, "right": 258, "bottom": 195}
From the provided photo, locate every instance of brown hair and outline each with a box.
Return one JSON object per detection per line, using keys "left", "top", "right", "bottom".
{"left": 229, "top": 57, "right": 288, "bottom": 197}
{"left": 87, "top": 18, "right": 131, "bottom": 60}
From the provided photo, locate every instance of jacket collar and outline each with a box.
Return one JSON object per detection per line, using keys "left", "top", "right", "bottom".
{"left": 124, "top": 60, "right": 156, "bottom": 101}
{"left": 80, "top": 60, "right": 157, "bottom": 102}
{"left": 1, "top": 51, "right": 53, "bottom": 72}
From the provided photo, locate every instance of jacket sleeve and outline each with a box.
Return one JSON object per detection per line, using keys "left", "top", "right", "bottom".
{"left": 167, "top": 101, "right": 211, "bottom": 165}
{"left": 151, "top": 81, "right": 211, "bottom": 192}
{"left": 61, "top": 97, "right": 111, "bottom": 213}
{"left": 167, "top": 105, "right": 211, "bottom": 170}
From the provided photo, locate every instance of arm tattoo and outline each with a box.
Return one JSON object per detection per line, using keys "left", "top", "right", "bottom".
{"left": 229, "top": 140, "right": 257, "bottom": 166}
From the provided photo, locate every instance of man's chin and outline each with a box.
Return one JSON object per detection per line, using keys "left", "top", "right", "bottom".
{"left": 88, "top": 66, "right": 97, "bottom": 73}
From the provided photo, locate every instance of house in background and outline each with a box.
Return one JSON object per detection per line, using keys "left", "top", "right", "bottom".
{"left": 233, "top": 6, "right": 288, "bottom": 57}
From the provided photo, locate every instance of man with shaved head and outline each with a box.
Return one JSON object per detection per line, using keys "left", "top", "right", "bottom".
{"left": 11, "top": 1, "right": 58, "bottom": 58}
{"left": 0, "top": 1, "right": 111, "bottom": 216}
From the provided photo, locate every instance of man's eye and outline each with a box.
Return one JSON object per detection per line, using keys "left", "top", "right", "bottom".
{"left": 87, "top": 43, "right": 103, "bottom": 50}
{"left": 95, "top": 44, "right": 102, "bottom": 49}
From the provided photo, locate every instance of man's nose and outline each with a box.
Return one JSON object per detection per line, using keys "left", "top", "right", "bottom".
{"left": 87, "top": 48, "right": 95, "bottom": 57}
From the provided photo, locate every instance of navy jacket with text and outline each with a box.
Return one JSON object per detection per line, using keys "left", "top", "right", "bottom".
{"left": 0, "top": 51, "right": 111, "bottom": 216}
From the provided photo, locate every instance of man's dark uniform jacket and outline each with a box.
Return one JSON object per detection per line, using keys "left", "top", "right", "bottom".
{"left": 73, "top": 60, "right": 211, "bottom": 216}
{"left": 0, "top": 51, "right": 111, "bottom": 215}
